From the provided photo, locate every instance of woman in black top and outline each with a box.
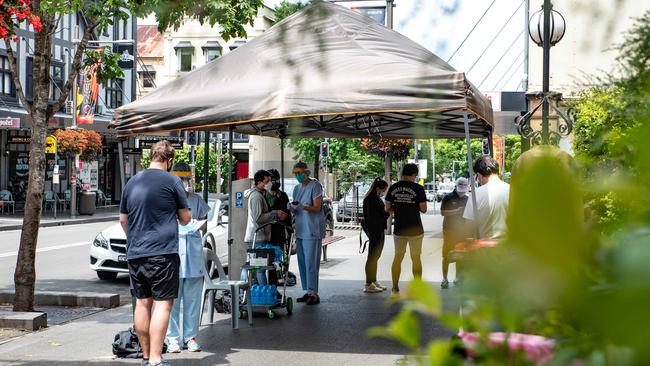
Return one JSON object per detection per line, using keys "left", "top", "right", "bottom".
{"left": 362, "top": 177, "right": 390, "bottom": 293}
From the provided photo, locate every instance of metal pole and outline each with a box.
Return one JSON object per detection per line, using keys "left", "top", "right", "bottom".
{"left": 118, "top": 140, "right": 126, "bottom": 193}
{"left": 522, "top": 0, "right": 530, "bottom": 92}
{"left": 203, "top": 131, "right": 209, "bottom": 202}
{"left": 280, "top": 137, "right": 285, "bottom": 191}
{"left": 227, "top": 126, "right": 234, "bottom": 279}
{"left": 216, "top": 134, "right": 221, "bottom": 195}
{"left": 386, "top": 0, "right": 394, "bottom": 29}
{"left": 430, "top": 138, "right": 435, "bottom": 213}
{"left": 463, "top": 111, "right": 480, "bottom": 239}
{"left": 70, "top": 36, "right": 78, "bottom": 218}
{"left": 384, "top": 0, "right": 394, "bottom": 234}
{"left": 542, "top": 0, "right": 551, "bottom": 144}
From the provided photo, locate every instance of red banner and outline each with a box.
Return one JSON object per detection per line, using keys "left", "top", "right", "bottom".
{"left": 493, "top": 136, "right": 505, "bottom": 175}
{"left": 76, "top": 64, "right": 99, "bottom": 125}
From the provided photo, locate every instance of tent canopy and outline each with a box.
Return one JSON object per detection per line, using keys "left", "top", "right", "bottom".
{"left": 111, "top": 1, "right": 493, "bottom": 139}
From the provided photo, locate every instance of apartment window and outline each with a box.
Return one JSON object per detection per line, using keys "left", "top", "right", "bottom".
{"left": 105, "top": 79, "right": 124, "bottom": 109}
{"left": 179, "top": 49, "right": 192, "bottom": 72}
{"left": 50, "top": 61, "right": 64, "bottom": 101}
{"left": 139, "top": 65, "right": 156, "bottom": 88}
{"left": 174, "top": 42, "right": 194, "bottom": 72}
{"left": 26, "top": 57, "right": 33, "bottom": 100}
{"left": 0, "top": 56, "right": 16, "bottom": 98}
{"left": 202, "top": 42, "right": 222, "bottom": 63}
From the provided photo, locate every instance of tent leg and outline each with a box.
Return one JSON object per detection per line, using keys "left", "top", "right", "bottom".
{"left": 487, "top": 130, "right": 494, "bottom": 158}
{"left": 118, "top": 139, "right": 126, "bottom": 194}
{"left": 280, "top": 137, "right": 285, "bottom": 191}
{"left": 203, "top": 131, "right": 210, "bottom": 202}
{"left": 464, "top": 111, "right": 480, "bottom": 239}
{"left": 227, "top": 126, "right": 234, "bottom": 279}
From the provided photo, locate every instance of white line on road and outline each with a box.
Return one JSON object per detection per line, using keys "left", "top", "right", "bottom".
{"left": 0, "top": 241, "right": 89, "bottom": 259}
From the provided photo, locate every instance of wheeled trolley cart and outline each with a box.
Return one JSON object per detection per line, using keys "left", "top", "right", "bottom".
{"left": 241, "top": 221, "right": 294, "bottom": 319}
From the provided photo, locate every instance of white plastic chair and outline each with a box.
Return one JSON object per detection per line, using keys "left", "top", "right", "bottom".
{"left": 200, "top": 246, "right": 253, "bottom": 329}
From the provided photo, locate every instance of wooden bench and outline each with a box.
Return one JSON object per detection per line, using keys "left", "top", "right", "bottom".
{"left": 321, "top": 235, "right": 345, "bottom": 262}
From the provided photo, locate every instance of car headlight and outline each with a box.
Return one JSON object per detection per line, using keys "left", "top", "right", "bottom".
{"left": 93, "top": 233, "right": 109, "bottom": 249}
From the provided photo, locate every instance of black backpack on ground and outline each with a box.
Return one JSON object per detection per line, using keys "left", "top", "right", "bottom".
{"left": 112, "top": 327, "right": 143, "bottom": 359}
{"left": 112, "top": 327, "right": 168, "bottom": 358}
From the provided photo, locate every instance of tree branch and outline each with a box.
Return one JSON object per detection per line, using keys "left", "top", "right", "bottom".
{"left": 4, "top": 38, "right": 32, "bottom": 114}
{"left": 52, "top": 17, "right": 97, "bottom": 117}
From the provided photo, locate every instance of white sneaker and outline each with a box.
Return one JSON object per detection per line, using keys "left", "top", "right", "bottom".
{"left": 364, "top": 283, "right": 383, "bottom": 293}
{"left": 373, "top": 281, "right": 387, "bottom": 291}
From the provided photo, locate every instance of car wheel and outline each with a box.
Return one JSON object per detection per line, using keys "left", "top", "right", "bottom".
{"left": 326, "top": 216, "right": 334, "bottom": 237}
{"left": 97, "top": 271, "right": 118, "bottom": 281}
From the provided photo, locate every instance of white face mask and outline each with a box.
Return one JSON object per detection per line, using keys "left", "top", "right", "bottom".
{"left": 378, "top": 191, "right": 386, "bottom": 198}
{"left": 183, "top": 181, "right": 192, "bottom": 193}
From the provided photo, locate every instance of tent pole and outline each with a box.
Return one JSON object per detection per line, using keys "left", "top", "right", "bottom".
{"left": 227, "top": 126, "right": 234, "bottom": 278}
{"left": 118, "top": 139, "right": 126, "bottom": 195}
{"left": 280, "top": 137, "right": 285, "bottom": 191}
{"left": 203, "top": 131, "right": 210, "bottom": 202}
{"left": 463, "top": 111, "right": 480, "bottom": 239}
{"left": 488, "top": 130, "right": 494, "bottom": 158}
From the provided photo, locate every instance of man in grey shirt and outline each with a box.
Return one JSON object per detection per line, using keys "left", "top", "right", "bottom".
{"left": 120, "top": 141, "right": 191, "bottom": 366}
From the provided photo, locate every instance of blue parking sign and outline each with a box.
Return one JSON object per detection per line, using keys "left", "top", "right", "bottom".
{"left": 235, "top": 191, "right": 244, "bottom": 208}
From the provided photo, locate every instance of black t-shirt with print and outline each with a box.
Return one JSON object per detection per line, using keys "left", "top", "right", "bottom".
{"left": 385, "top": 180, "right": 427, "bottom": 236}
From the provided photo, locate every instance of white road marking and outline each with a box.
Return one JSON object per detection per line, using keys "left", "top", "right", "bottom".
{"left": 0, "top": 241, "right": 90, "bottom": 259}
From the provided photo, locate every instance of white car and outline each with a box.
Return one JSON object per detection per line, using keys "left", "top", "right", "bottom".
{"left": 90, "top": 198, "right": 229, "bottom": 280}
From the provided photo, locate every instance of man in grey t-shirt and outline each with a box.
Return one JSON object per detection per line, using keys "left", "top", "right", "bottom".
{"left": 120, "top": 141, "right": 191, "bottom": 366}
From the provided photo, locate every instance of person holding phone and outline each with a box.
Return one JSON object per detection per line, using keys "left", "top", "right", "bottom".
{"left": 290, "top": 162, "right": 326, "bottom": 305}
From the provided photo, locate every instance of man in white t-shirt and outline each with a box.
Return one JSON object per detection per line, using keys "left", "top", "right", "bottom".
{"left": 463, "top": 156, "right": 510, "bottom": 239}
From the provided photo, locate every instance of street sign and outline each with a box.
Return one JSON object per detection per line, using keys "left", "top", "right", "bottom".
{"left": 235, "top": 191, "right": 244, "bottom": 208}
{"left": 45, "top": 135, "right": 57, "bottom": 154}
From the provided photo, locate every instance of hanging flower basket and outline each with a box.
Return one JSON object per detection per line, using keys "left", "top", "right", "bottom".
{"left": 54, "top": 129, "right": 103, "bottom": 162}
{"left": 360, "top": 137, "right": 412, "bottom": 160}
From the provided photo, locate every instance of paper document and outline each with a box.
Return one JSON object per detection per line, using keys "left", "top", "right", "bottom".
{"left": 178, "top": 220, "right": 206, "bottom": 235}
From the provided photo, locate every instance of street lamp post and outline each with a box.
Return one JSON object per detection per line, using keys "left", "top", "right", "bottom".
{"left": 517, "top": 0, "right": 573, "bottom": 145}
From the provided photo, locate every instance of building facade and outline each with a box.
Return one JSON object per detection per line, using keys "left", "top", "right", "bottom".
{"left": 137, "top": 5, "right": 299, "bottom": 182}
{"left": 0, "top": 12, "right": 138, "bottom": 210}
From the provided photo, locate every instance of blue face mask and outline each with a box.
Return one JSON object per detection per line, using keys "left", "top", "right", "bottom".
{"left": 295, "top": 173, "right": 306, "bottom": 183}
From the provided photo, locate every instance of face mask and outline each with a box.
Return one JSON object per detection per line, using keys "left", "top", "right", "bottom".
{"left": 182, "top": 180, "right": 191, "bottom": 192}
{"left": 295, "top": 173, "right": 306, "bottom": 184}
{"left": 378, "top": 191, "right": 386, "bottom": 198}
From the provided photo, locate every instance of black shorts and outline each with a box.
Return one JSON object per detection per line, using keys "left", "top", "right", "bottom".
{"left": 128, "top": 254, "right": 180, "bottom": 300}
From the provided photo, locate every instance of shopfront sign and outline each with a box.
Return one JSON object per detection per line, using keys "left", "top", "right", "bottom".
{"left": 9, "top": 152, "right": 30, "bottom": 178}
{"left": 8, "top": 136, "right": 31, "bottom": 144}
{"left": 0, "top": 117, "right": 20, "bottom": 129}
{"left": 45, "top": 135, "right": 57, "bottom": 154}
{"left": 79, "top": 160, "right": 99, "bottom": 191}
{"left": 139, "top": 139, "right": 184, "bottom": 149}
{"left": 114, "top": 44, "right": 135, "bottom": 69}
{"left": 77, "top": 63, "right": 99, "bottom": 125}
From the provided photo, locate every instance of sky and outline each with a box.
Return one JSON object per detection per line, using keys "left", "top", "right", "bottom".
{"left": 263, "top": 0, "right": 528, "bottom": 92}
{"left": 142, "top": 0, "right": 529, "bottom": 92}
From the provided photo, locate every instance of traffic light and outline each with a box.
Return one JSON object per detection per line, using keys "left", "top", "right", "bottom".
{"left": 320, "top": 142, "right": 329, "bottom": 157}
{"left": 482, "top": 138, "right": 490, "bottom": 155}
{"left": 186, "top": 130, "right": 197, "bottom": 146}
{"left": 221, "top": 143, "right": 228, "bottom": 155}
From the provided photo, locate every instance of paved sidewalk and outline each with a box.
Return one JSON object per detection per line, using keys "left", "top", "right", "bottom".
{"left": 0, "top": 206, "right": 120, "bottom": 232}
{"left": 0, "top": 214, "right": 459, "bottom": 365}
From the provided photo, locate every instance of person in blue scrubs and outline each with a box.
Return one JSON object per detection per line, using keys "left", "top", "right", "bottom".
{"left": 166, "top": 163, "right": 210, "bottom": 353}
{"left": 290, "top": 162, "right": 326, "bottom": 305}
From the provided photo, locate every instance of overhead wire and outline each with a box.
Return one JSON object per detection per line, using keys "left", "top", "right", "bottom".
{"left": 476, "top": 30, "right": 524, "bottom": 89}
{"left": 465, "top": 0, "right": 525, "bottom": 75}
{"left": 446, "top": 0, "right": 498, "bottom": 63}
{"left": 491, "top": 49, "right": 525, "bottom": 90}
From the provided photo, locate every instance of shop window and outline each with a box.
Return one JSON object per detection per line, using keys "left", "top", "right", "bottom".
{"left": 105, "top": 79, "right": 124, "bottom": 109}
{"left": 0, "top": 55, "right": 16, "bottom": 98}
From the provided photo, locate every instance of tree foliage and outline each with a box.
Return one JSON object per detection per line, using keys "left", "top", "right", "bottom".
{"left": 6, "top": 0, "right": 262, "bottom": 312}
{"left": 373, "top": 10, "right": 650, "bottom": 365}
{"left": 273, "top": 0, "right": 309, "bottom": 22}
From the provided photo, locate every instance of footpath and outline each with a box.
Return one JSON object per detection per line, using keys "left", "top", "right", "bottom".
{"left": 0, "top": 214, "right": 459, "bottom": 366}
{"left": 0, "top": 207, "right": 120, "bottom": 232}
